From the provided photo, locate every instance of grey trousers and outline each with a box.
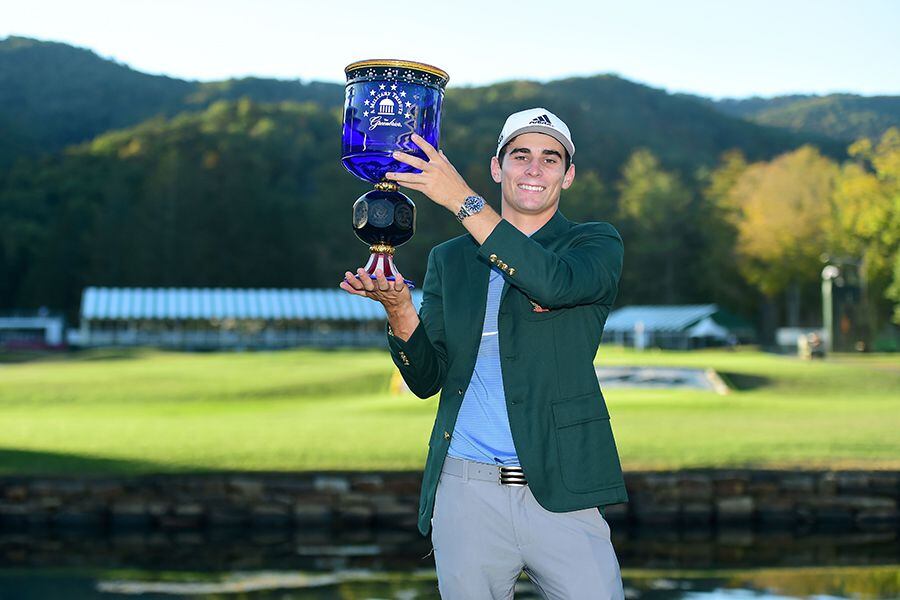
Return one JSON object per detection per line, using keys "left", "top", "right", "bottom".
{"left": 431, "top": 456, "right": 624, "bottom": 600}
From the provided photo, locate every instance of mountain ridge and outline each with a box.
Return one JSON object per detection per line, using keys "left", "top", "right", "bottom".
{"left": 0, "top": 35, "right": 856, "bottom": 176}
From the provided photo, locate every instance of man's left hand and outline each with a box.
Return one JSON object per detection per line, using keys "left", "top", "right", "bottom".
{"left": 386, "top": 133, "right": 475, "bottom": 213}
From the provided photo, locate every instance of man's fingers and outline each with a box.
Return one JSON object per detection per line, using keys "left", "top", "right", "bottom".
{"left": 410, "top": 133, "right": 439, "bottom": 159}
{"left": 339, "top": 280, "right": 368, "bottom": 297}
{"left": 357, "top": 268, "right": 376, "bottom": 291}
{"left": 341, "top": 268, "right": 407, "bottom": 299}
{"left": 385, "top": 171, "right": 424, "bottom": 183}
{"left": 392, "top": 267, "right": 407, "bottom": 291}
{"left": 374, "top": 269, "right": 391, "bottom": 291}
{"left": 343, "top": 271, "right": 364, "bottom": 290}
{"left": 391, "top": 151, "right": 428, "bottom": 170}
{"left": 340, "top": 272, "right": 370, "bottom": 297}
{"left": 385, "top": 176, "right": 427, "bottom": 192}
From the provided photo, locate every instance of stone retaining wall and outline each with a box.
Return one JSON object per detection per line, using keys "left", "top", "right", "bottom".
{"left": 1, "top": 470, "right": 897, "bottom": 532}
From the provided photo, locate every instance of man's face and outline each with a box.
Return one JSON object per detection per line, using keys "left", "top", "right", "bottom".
{"left": 491, "top": 132, "right": 575, "bottom": 218}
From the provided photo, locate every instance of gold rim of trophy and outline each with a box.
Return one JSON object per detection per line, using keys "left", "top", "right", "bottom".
{"left": 345, "top": 59, "right": 449, "bottom": 82}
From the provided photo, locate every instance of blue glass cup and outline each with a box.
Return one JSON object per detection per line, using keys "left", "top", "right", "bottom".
{"left": 342, "top": 59, "right": 449, "bottom": 288}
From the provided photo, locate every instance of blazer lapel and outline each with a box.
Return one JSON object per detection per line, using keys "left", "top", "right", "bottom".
{"left": 462, "top": 237, "right": 491, "bottom": 347}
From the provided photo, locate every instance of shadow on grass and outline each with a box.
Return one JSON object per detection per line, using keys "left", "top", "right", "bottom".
{"left": 0, "top": 347, "right": 152, "bottom": 365}
{"left": 238, "top": 371, "right": 393, "bottom": 401}
{"left": 718, "top": 371, "right": 771, "bottom": 391}
{"left": 74, "top": 348, "right": 154, "bottom": 362}
{"left": 0, "top": 448, "right": 172, "bottom": 476}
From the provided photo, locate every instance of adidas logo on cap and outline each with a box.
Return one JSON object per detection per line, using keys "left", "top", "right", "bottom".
{"left": 529, "top": 114, "right": 553, "bottom": 126}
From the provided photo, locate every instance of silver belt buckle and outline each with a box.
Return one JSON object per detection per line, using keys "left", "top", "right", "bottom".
{"left": 499, "top": 466, "right": 527, "bottom": 486}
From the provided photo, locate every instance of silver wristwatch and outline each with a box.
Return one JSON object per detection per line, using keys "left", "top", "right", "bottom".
{"left": 456, "top": 195, "right": 485, "bottom": 222}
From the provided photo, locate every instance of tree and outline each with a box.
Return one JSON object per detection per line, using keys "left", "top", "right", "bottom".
{"left": 616, "top": 149, "right": 692, "bottom": 304}
{"left": 833, "top": 128, "right": 900, "bottom": 332}
{"left": 727, "top": 146, "right": 840, "bottom": 334}
{"left": 560, "top": 169, "right": 614, "bottom": 224}
{"left": 698, "top": 150, "right": 759, "bottom": 316}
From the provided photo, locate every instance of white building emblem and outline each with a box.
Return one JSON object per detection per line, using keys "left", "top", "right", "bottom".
{"left": 378, "top": 98, "right": 396, "bottom": 116}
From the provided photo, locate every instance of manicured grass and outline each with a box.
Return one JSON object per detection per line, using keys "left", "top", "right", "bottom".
{"left": 0, "top": 346, "right": 897, "bottom": 475}
{"left": 597, "top": 347, "right": 900, "bottom": 470}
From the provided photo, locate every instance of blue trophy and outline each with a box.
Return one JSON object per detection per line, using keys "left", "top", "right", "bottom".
{"left": 342, "top": 59, "right": 450, "bottom": 288}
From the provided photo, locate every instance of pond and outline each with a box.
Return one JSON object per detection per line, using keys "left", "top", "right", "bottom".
{"left": 1, "top": 526, "right": 897, "bottom": 599}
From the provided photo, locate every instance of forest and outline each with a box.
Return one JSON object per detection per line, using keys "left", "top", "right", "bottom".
{"left": 1, "top": 37, "right": 897, "bottom": 347}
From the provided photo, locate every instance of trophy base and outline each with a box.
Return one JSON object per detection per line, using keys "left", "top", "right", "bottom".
{"left": 359, "top": 244, "right": 415, "bottom": 289}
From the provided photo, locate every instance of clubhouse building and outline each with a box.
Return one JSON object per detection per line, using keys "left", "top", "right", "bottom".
{"left": 74, "top": 287, "right": 423, "bottom": 350}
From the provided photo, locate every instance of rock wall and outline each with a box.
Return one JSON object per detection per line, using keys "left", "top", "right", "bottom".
{"left": 1, "top": 470, "right": 897, "bottom": 532}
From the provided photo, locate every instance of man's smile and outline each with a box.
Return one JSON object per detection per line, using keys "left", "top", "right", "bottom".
{"left": 517, "top": 183, "right": 546, "bottom": 192}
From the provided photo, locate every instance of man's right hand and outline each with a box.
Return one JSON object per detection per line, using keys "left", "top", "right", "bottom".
{"left": 339, "top": 268, "right": 420, "bottom": 341}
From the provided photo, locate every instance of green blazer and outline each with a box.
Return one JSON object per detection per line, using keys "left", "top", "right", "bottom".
{"left": 387, "top": 210, "right": 628, "bottom": 535}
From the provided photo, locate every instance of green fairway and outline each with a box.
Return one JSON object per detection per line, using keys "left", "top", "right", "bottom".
{"left": 0, "top": 346, "right": 897, "bottom": 475}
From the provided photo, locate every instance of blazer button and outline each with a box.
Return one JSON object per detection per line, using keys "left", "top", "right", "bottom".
{"left": 457, "top": 389, "right": 464, "bottom": 395}
{"left": 444, "top": 431, "right": 451, "bottom": 440}
{"left": 489, "top": 254, "right": 498, "bottom": 264}
{"left": 507, "top": 268, "right": 516, "bottom": 276}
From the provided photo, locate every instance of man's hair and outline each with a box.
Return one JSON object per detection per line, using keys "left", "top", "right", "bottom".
{"left": 497, "top": 141, "right": 572, "bottom": 172}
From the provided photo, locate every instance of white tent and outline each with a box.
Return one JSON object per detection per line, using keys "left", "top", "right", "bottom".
{"left": 687, "top": 316, "right": 729, "bottom": 339}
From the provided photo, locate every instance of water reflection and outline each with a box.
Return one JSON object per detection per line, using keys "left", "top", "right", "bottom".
{"left": 3, "top": 567, "right": 899, "bottom": 599}
{"left": 0, "top": 527, "right": 897, "bottom": 599}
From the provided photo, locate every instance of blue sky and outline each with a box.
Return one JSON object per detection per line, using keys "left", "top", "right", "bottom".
{"left": 3, "top": 0, "right": 898, "bottom": 98}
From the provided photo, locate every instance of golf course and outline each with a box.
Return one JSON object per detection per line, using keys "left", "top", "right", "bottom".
{"left": 0, "top": 346, "right": 898, "bottom": 475}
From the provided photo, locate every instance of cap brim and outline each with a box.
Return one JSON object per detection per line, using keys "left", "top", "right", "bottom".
{"left": 496, "top": 125, "right": 575, "bottom": 159}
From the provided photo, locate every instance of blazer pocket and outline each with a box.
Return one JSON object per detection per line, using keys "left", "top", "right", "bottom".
{"left": 552, "top": 393, "right": 622, "bottom": 494}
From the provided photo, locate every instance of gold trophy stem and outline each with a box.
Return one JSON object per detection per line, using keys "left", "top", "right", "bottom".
{"left": 374, "top": 181, "right": 399, "bottom": 192}
{"left": 369, "top": 243, "right": 395, "bottom": 255}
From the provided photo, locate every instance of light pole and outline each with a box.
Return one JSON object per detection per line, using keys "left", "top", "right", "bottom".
{"left": 821, "top": 265, "right": 840, "bottom": 353}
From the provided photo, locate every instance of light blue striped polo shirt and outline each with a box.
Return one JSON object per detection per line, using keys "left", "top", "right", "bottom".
{"left": 447, "top": 265, "right": 519, "bottom": 466}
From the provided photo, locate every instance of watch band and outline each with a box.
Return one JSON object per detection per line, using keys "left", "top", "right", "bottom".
{"left": 456, "top": 195, "right": 485, "bottom": 222}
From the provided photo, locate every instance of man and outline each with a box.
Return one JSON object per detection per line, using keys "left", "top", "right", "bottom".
{"left": 340, "top": 108, "right": 627, "bottom": 599}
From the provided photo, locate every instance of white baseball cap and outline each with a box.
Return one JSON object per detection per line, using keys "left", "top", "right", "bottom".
{"left": 496, "top": 107, "right": 575, "bottom": 160}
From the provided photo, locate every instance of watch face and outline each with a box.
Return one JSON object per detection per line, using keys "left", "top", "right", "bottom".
{"left": 457, "top": 195, "right": 484, "bottom": 221}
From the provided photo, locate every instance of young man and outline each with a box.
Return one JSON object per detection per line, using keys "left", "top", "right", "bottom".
{"left": 340, "top": 108, "right": 627, "bottom": 599}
